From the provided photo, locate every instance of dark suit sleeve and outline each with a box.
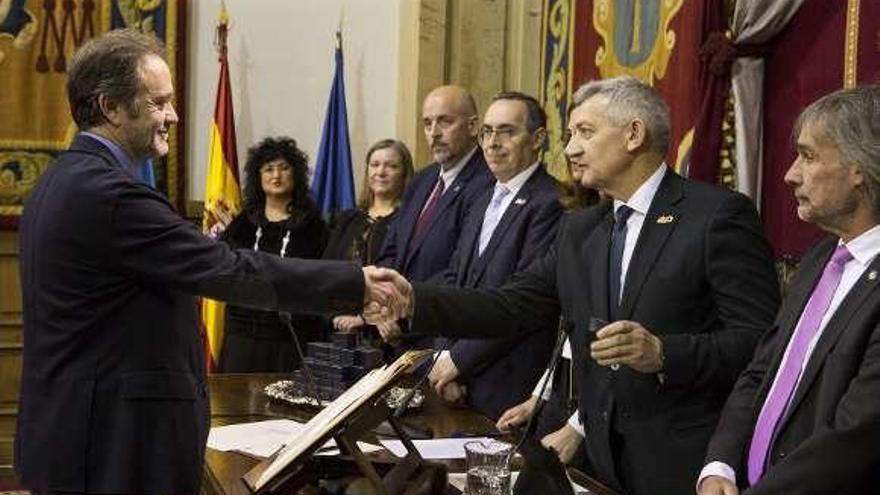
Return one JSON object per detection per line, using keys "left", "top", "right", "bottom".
{"left": 107, "top": 182, "right": 364, "bottom": 315}
{"left": 660, "top": 193, "right": 780, "bottom": 391}
{"left": 711, "top": 319, "right": 880, "bottom": 493}
{"left": 703, "top": 321, "right": 783, "bottom": 468}
{"left": 412, "top": 238, "right": 561, "bottom": 340}
{"left": 450, "top": 198, "right": 562, "bottom": 377}
{"left": 744, "top": 418, "right": 880, "bottom": 495}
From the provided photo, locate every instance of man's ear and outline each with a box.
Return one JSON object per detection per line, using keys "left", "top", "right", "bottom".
{"left": 466, "top": 115, "right": 480, "bottom": 137}
{"left": 624, "top": 119, "right": 647, "bottom": 152}
{"left": 97, "top": 94, "right": 123, "bottom": 126}
{"left": 531, "top": 127, "right": 547, "bottom": 151}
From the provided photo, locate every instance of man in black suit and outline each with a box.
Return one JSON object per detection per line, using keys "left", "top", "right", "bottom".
{"left": 378, "top": 85, "right": 493, "bottom": 282}
{"left": 15, "top": 29, "right": 381, "bottom": 495}
{"left": 369, "top": 76, "right": 780, "bottom": 495}
{"left": 427, "top": 92, "right": 561, "bottom": 419}
{"left": 698, "top": 85, "right": 880, "bottom": 495}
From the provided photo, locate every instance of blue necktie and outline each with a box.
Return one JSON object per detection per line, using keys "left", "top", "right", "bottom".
{"left": 478, "top": 185, "right": 511, "bottom": 255}
{"left": 608, "top": 205, "right": 633, "bottom": 319}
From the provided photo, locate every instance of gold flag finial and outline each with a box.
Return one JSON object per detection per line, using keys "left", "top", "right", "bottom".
{"left": 218, "top": 0, "right": 230, "bottom": 26}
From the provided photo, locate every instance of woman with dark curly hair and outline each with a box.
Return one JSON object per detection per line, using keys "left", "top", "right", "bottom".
{"left": 217, "top": 136, "right": 328, "bottom": 372}
{"left": 322, "top": 139, "right": 414, "bottom": 332}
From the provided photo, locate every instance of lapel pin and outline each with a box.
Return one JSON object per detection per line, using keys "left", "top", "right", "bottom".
{"left": 514, "top": 198, "right": 527, "bottom": 205}
{"left": 453, "top": 185, "right": 462, "bottom": 193}
{"left": 868, "top": 270, "right": 878, "bottom": 281}
{"left": 656, "top": 214, "right": 674, "bottom": 224}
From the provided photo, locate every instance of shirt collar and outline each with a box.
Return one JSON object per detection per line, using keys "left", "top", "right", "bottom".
{"left": 497, "top": 161, "right": 540, "bottom": 198}
{"left": 439, "top": 146, "right": 478, "bottom": 186}
{"left": 613, "top": 164, "right": 667, "bottom": 216}
{"left": 841, "top": 223, "right": 880, "bottom": 265}
{"left": 80, "top": 131, "right": 137, "bottom": 173}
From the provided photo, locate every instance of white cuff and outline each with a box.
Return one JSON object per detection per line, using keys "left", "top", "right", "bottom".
{"left": 567, "top": 410, "right": 585, "bottom": 437}
{"left": 697, "top": 461, "right": 737, "bottom": 492}
{"left": 532, "top": 368, "right": 553, "bottom": 399}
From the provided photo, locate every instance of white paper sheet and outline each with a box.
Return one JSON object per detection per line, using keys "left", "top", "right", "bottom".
{"left": 380, "top": 437, "right": 507, "bottom": 460}
{"left": 208, "top": 419, "right": 380, "bottom": 458}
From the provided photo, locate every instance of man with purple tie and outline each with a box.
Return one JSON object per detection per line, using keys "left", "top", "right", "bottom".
{"left": 698, "top": 85, "right": 880, "bottom": 495}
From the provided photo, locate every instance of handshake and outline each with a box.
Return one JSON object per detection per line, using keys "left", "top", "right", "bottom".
{"left": 353, "top": 266, "right": 415, "bottom": 342}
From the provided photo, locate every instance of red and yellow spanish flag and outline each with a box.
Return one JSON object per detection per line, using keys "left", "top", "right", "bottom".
{"left": 201, "top": 3, "right": 240, "bottom": 371}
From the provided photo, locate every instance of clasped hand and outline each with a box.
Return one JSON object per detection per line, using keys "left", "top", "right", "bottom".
{"left": 360, "top": 266, "right": 414, "bottom": 342}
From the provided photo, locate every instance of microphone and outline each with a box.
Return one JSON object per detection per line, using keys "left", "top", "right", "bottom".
{"left": 513, "top": 316, "right": 572, "bottom": 451}
{"left": 510, "top": 316, "right": 576, "bottom": 495}
{"left": 393, "top": 338, "right": 452, "bottom": 418}
{"left": 280, "top": 311, "right": 321, "bottom": 405}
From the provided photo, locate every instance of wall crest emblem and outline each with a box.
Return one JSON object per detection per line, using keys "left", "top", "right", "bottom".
{"left": 593, "top": 0, "right": 684, "bottom": 84}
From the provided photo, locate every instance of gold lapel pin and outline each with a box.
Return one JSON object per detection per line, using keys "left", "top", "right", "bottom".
{"left": 656, "top": 214, "right": 674, "bottom": 224}
{"left": 868, "top": 270, "right": 878, "bottom": 281}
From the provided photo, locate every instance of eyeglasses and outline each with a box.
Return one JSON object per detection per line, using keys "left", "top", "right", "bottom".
{"left": 259, "top": 163, "right": 292, "bottom": 175}
{"left": 479, "top": 125, "right": 526, "bottom": 144}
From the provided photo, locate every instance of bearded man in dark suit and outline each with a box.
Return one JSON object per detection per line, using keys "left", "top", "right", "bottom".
{"left": 698, "top": 85, "right": 880, "bottom": 495}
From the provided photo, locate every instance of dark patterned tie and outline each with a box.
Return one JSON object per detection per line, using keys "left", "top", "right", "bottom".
{"left": 608, "top": 205, "right": 633, "bottom": 320}
{"left": 411, "top": 177, "right": 445, "bottom": 244}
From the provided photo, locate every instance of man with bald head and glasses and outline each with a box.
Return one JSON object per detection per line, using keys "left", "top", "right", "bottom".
{"left": 427, "top": 91, "right": 562, "bottom": 420}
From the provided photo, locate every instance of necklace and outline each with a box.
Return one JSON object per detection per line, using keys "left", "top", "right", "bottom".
{"left": 252, "top": 225, "right": 291, "bottom": 257}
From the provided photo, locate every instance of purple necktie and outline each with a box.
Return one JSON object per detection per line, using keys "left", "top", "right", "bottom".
{"left": 411, "top": 177, "right": 445, "bottom": 244}
{"left": 747, "top": 244, "right": 853, "bottom": 485}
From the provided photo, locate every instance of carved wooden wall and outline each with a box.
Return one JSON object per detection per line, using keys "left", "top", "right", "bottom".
{"left": 397, "top": 0, "right": 543, "bottom": 167}
{"left": 0, "top": 230, "right": 22, "bottom": 483}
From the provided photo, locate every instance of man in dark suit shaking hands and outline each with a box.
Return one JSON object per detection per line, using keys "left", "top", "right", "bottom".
{"left": 367, "top": 76, "right": 780, "bottom": 495}
{"left": 15, "top": 29, "right": 383, "bottom": 495}
{"left": 698, "top": 85, "right": 880, "bottom": 495}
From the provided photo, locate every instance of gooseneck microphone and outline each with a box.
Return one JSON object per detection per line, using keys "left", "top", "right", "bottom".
{"left": 513, "top": 316, "right": 572, "bottom": 452}
{"left": 280, "top": 311, "right": 321, "bottom": 405}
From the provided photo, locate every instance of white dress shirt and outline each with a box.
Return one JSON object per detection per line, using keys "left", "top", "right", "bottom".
{"left": 560, "top": 164, "right": 668, "bottom": 437}
{"left": 698, "top": 223, "right": 880, "bottom": 489}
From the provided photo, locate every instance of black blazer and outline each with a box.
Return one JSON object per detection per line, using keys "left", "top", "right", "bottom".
{"left": 412, "top": 170, "right": 780, "bottom": 495}
{"left": 706, "top": 236, "right": 880, "bottom": 494}
{"left": 440, "top": 165, "right": 562, "bottom": 419}
{"left": 377, "top": 150, "right": 493, "bottom": 282}
{"left": 15, "top": 134, "right": 364, "bottom": 494}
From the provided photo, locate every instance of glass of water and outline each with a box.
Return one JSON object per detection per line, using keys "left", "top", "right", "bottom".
{"left": 464, "top": 439, "right": 513, "bottom": 495}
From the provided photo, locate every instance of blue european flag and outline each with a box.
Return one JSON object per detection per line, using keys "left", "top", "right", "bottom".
{"left": 311, "top": 31, "right": 355, "bottom": 217}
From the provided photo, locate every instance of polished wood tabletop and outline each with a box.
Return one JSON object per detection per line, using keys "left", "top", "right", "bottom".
{"left": 203, "top": 373, "right": 617, "bottom": 495}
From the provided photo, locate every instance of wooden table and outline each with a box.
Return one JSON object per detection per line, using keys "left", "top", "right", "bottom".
{"left": 203, "top": 373, "right": 617, "bottom": 495}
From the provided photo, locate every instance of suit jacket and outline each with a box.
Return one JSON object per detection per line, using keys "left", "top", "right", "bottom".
{"left": 705, "top": 236, "right": 880, "bottom": 495}
{"left": 441, "top": 165, "right": 561, "bottom": 420}
{"left": 412, "top": 170, "right": 780, "bottom": 495}
{"left": 15, "top": 134, "right": 364, "bottom": 494}
{"left": 378, "top": 150, "right": 493, "bottom": 282}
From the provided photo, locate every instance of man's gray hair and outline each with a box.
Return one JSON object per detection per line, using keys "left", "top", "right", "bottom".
{"left": 793, "top": 85, "right": 880, "bottom": 212}
{"left": 571, "top": 76, "right": 671, "bottom": 155}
